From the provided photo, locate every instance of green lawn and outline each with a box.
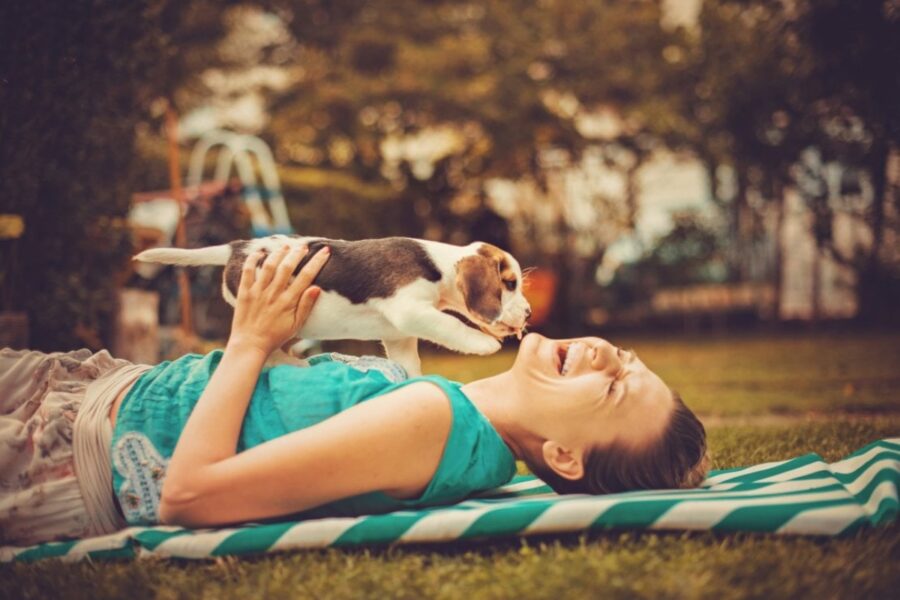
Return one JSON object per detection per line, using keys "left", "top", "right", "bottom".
{"left": 3, "top": 331, "right": 899, "bottom": 599}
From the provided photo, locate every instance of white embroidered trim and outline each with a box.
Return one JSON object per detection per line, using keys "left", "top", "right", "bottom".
{"left": 323, "top": 353, "right": 409, "bottom": 383}
{"left": 112, "top": 432, "right": 168, "bottom": 524}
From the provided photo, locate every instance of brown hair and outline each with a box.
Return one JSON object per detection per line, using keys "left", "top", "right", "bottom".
{"left": 529, "top": 390, "right": 709, "bottom": 495}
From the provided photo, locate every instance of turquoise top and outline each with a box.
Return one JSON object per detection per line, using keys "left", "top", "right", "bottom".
{"left": 110, "top": 351, "right": 517, "bottom": 525}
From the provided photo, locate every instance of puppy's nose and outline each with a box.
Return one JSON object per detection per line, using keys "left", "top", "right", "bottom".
{"left": 524, "top": 307, "right": 532, "bottom": 319}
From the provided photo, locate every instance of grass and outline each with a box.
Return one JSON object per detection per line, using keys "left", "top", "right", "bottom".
{"left": 5, "top": 525, "right": 898, "bottom": 600}
{"left": 3, "top": 330, "right": 899, "bottom": 599}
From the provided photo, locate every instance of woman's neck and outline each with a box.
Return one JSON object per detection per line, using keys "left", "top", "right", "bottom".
{"left": 462, "top": 372, "right": 530, "bottom": 461}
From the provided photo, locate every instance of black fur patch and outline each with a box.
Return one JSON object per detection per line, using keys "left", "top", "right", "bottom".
{"left": 223, "top": 240, "right": 251, "bottom": 298}
{"left": 224, "top": 237, "right": 442, "bottom": 304}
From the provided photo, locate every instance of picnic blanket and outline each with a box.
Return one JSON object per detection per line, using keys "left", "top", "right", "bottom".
{"left": 2, "top": 437, "right": 897, "bottom": 563}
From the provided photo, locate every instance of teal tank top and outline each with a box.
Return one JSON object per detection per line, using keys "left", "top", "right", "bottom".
{"left": 110, "top": 351, "right": 517, "bottom": 525}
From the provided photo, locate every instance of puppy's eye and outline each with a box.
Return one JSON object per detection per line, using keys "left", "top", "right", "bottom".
{"left": 504, "top": 279, "right": 516, "bottom": 291}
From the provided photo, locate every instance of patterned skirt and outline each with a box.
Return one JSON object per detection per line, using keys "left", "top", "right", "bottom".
{"left": 0, "top": 348, "right": 148, "bottom": 546}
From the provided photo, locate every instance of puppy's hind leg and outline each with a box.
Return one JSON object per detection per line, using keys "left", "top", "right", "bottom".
{"left": 383, "top": 337, "right": 422, "bottom": 378}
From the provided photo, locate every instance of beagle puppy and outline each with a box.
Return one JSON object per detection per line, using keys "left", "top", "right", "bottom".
{"left": 134, "top": 235, "right": 531, "bottom": 376}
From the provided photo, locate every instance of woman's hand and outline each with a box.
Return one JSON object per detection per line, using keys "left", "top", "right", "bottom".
{"left": 163, "top": 244, "right": 329, "bottom": 523}
{"left": 228, "top": 244, "right": 330, "bottom": 357}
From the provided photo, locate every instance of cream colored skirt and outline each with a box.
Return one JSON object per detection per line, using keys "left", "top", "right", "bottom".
{"left": 0, "top": 348, "right": 150, "bottom": 546}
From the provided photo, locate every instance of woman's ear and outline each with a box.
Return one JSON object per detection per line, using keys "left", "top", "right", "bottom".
{"left": 541, "top": 440, "right": 584, "bottom": 481}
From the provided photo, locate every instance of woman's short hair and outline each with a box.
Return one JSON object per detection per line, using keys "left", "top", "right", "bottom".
{"left": 529, "top": 390, "right": 709, "bottom": 495}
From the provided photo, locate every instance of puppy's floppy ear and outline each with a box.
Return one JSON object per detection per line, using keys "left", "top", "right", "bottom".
{"left": 456, "top": 254, "right": 503, "bottom": 323}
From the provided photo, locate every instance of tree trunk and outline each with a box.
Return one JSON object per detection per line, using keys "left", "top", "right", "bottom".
{"left": 810, "top": 248, "right": 821, "bottom": 325}
{"left": 771, "top": 178, "right": 786, "bottom": 321}
{"left": 857, "top": 141, "right": 890, "bottom": 323}
{"left": 730, "top": 169, "right": 748, "bottom": 281}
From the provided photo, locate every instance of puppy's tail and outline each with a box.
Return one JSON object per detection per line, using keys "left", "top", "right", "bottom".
{"left": 134, "top": 244, "right": 231, "bottom": 267}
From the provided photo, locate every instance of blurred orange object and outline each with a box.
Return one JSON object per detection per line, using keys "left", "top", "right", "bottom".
{"left": 522, "top": 268, "right": 558, "bottom": 327}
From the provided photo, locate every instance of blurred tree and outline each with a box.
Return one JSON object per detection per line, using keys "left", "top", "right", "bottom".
{"left": 798, "top": 0, "right": 900, "bottom": 322}
{"left": 670, "top": 0, "right": 813, "bottom": 297}
{"left": 668, "top": 0, "right": 898, "bottom": 322}
{"left": 0, "top": 0, "right": 170, "bottom": 349}
{"left": 249, "top": 0, "right": 684, "bottom": 333}
{"left": 15, "top": 0, "right": 895, "bottom": 346}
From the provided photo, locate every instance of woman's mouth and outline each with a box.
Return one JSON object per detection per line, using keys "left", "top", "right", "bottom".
{"left": 556, "top": 342, "right": 584, "bottom": 375}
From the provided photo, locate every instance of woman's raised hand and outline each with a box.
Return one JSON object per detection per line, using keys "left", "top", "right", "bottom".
{"left": 228, "top": 244, "right": 330, "bottom": 357}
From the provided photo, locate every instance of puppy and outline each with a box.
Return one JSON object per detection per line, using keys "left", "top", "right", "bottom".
{"left": 134, "top": 235, "right": 531, "bottom": 376}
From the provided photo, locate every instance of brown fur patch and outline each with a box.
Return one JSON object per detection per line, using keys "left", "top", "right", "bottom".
{"left": 456, "top": 254, "right": 503, "bottom": 323}
{"left": 478, "top": 243, "right": 518, "bottom": 290}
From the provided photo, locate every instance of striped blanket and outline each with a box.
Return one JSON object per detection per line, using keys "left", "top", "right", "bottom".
{"left": 2, "top": 438, "right": 897, "bottom": 563}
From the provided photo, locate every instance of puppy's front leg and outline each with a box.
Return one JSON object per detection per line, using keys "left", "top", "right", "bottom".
{"left": 267, "top": 348, "right": 309, "bottom": 368}
{"left": 382, "top": 337, "right": 422, "bottom": 377}
{"left": 384, "top": 304, "right": 501, "bottom": 356}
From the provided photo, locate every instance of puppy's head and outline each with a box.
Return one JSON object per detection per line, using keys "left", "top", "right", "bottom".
{"left": 455, "top": 243, "right": 531, "bottom": 339}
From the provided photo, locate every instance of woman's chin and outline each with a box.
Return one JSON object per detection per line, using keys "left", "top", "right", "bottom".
{"left": 516, "top": 332, "right": 538, "bottom": 351}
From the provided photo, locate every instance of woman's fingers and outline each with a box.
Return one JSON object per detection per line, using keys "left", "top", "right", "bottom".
{"left": 288, "top": 246, "right": 330, "bottom": 298}
{"left": 239, "top": 250, "right": 263, "bottom": 295}
{"left": 254, "top": 245, "right": 291, "bottom": 291}
{"left": 293, "top": 285, "right": 322, "bottom": 325}
{"left": 271, "top": 245, "right": 308, "bottom": 291}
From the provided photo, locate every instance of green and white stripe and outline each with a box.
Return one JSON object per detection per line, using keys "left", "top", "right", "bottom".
{"left": 2, "top": 438, "right": 897, "bottom": 563}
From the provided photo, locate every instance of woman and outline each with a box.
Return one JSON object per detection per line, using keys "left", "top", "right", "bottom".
{"left": 1, "top": 245, "right": 708, "bottom": 546}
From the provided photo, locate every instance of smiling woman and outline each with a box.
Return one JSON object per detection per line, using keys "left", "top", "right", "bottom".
{"left": 1, "top": 248, "right": 708, "bottom": 545}
{"left": 461, "top": 334, "right": 709, "bottom": 496}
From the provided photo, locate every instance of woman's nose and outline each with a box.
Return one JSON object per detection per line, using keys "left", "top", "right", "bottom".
{"left": 592, "top": 340, "right": 622, "bottom": 373}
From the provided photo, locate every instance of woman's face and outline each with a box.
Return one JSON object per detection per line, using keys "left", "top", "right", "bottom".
{"left": 510, "top": 333, "right": 674, "bottom": 455}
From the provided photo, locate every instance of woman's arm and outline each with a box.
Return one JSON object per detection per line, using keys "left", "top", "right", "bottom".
{"left": 159, "top": 245, "right": 453, "bottom": 527}
{"left": 161, "top": 380, "right": 451, "bottom": 526}
{"left": 160, "top": 244, "right": 328, "bottom": 519}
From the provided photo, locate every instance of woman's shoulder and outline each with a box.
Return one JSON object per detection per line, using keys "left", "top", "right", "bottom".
{"left": 376, "top": 375, "right": 517, "bottom": 506}
{"left": 403, "top": 379, "right": 458, "bottom": 407}
{"left": 373, "top": 379, "right": 455, "bottom": 419}
{"left": 379, "top": 375, "right": 469, "bottom": 422}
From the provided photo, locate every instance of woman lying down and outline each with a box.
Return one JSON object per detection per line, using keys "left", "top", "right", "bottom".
{"left": 0, "top": 245, "right": 708, "bottom": 546}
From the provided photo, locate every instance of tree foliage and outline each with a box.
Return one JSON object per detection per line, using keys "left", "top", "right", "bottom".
{"left": 245, "top": 1, "right": 684, "bottom": 246}
{"left": 0, "top": 0, "right": 167, "bottom": 349}
{"left": 663, "top": 0, "right": 899, "bottom": 320}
